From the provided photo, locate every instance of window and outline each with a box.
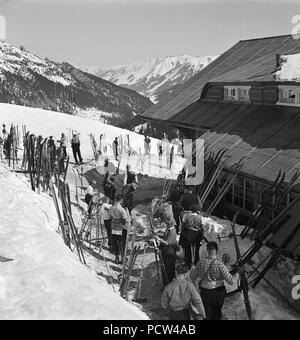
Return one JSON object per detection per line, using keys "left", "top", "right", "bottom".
{"left": 224, "top": 86, "right": 250, "bottom": 102}
{"left": 277, "top": 85, "right": 300, "bottom": 106}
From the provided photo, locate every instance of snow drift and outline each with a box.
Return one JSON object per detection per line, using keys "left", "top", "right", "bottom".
{"left": 0, "top": 162, "right": 147, "bottom": 320}
{"left": 275, "top": 54, "right": 300, "bottom": 81}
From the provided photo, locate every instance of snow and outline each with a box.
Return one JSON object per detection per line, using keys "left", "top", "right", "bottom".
{"left": 0, "top": 41, "right": 72, "bottom": 85}
{"left": 80, "top": 54, "right": 218, "bottom": 101}
{"left": 0, "top": 103, "right": 155, "bottom": 160}
{"left": 0, "top": 162, "right": 148, "bottom": 320}
{"left": 75, "top": 107, "right": 115, "bottom": 122}
{"left": 275, "top": 54, "right": 300, "bottom": 81}
{"left": 0, "top": 103, "right": 185, "bottom": 179}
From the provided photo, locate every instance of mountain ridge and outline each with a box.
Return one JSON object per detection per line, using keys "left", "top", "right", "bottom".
{"left": 80, "top": 54, "right": 217, "bottom": 102}
{"left": 0, "top": 40, "right": 153, "bottom": 126}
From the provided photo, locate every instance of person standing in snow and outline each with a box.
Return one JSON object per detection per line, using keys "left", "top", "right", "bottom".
{"left": 71, "top": 133, "right": 83, "bottom": 165}
{"left": 103, "top": 170, "right": 116, "bottom": 203}
{"left": 109, "top": 195, "right": 130, "bottom": 264}
{"left": 112, "top": 137, "right": 119, "bottom": 161}
{"left": 0, "top": 127, "right": 7, "bottom": 159}
{"left": 1, "top": 127, "right": 9, "bottom": 159}
{"left": 179, "top": 204, "right": 204, "bottom": 269}
{"left": 181, "top": 186, "right": 198, "bottom": 211}
{"left": 47, "top": 136, "right": 56, "bottom": 174}
{"left": 122, "top": 164, "right": 138, "bottom": 214}
{"left": 144, "top": 135, "right": 151, "bottom": 155}
{"left": 161, "top": 262, "right": 206, "bottom": 320}
{"left": 189, "top": 242, "right": 238, "bottom": 320}
{"left": 99, "top": 196, "right": 112, "bottom": 248}
{"left": 85, "top": 180, "right": 97, "bottom": 217}
{"left": 58, "top": 133, "right": 67, "bottom": 158}
{"left": 154, "top": 216, "right": 178, "bottom": 285}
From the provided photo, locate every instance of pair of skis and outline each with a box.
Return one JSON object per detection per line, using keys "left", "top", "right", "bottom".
{"left": 206, "top": 155, "right": 250, "bottom": 215}
{"left": 120, "top": 244, "right": 141, "bottom": 300}
{"left": 252, "top": 171, "right": 300, "bottom": 240}
{"left": 119, "top": 212, "right": 139, "bottom": 299}
{"left": 50, "top": 180, "right": 86, "bottom": 264}
{"left": 147, "top": 213, "right": 169, "bottom": 285}
{"left": 240, "top": 169, "right": 286, "bottom": 238}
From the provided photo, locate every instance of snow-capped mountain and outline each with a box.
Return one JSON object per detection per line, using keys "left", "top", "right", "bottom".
{"left": 81, "top": 54, "right": 217, "bottom": 102}
{"left": 0, "top": 40, "right": 153, "bottom": 126}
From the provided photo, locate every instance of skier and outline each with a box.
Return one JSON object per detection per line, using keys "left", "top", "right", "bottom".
{"left": 56, "top": 145, "right": 65, "bottom": 176}
{"left": 112, "top": 137, "right": 119, "bottom": 161}
{"left": 103, "top": 171, "right": 116, "bottom": 203}
{"left": 158, "top": 141, "right": 163, "bottom": 158}
{"left": 0, "top": 127, "right": 8, "bottom": 159}
{"left": 179, "top": 204, "right": 204, "bottom": 269}
{"left": 122, "top": 164, "right": 138, "bottom": 214}
{"left": 161, "top": 262, "right": 206, "bottom": 320}
{"left": 144, "top": 135, "right": 151, "bottom": 155}
{"left": 168, "top": 181, "right": 184, "bottom": 233}
{"left": 109, "top": 195, "right": 130, "bottom": 264}
{"left": 47, "top": 136, "right": 56, "bottom": 174}
{"left": 99, "top": 196, "right": 112, "bottom": 248}
{"left": 71, "top": 133, "right": 83, "bottom": 165}
{"left": 154, "top": 216, "right": 178, "bottom": 285}
{"left": 1, "top": 128, "right": 9, "bottom": 159}
{"left": 85, "top": 180, "right": 97, "bottom": 217}
{"left": 102, "top": 133, "right": 108, "bottom": 155}
{"left": 58, "top": 133, "right": 67, "bottom": 158}
{"left": 189, "top": 242, "right": 238, "bottom": 320}
{"left": 98, "top": 134, "right": 103, "bottom": 156}
{"left": 181, "top": 186, "right": 198, "bottom": 211}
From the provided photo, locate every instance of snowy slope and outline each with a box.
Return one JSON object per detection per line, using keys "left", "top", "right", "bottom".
{"left": 275, "top": 54, "right": 300, "bottom": 81}
{"left": 81, "top": 54, "right": 217, "bottom": 102}
{"left": 0, "top": 162, "right": 148, "bottom": 320}
{"left": 0, "top": 41, "right": 152, "bottom": 125}
{"left": 0, "top": 41, "right": 72, "bottom": 85}
{"left": 0, "top": 103, "right": 185, "bottom": 179}
{"left": 0, "top": 103, "right": 160, "bottom": 159}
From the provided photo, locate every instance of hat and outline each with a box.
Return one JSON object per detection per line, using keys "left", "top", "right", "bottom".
{"left": 206, "top": 241, "right": 218, "bottom": 252}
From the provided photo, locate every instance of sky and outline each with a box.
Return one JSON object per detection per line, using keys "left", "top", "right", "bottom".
{"left": 0, "top": 0, "right": 299, "bottom": 67}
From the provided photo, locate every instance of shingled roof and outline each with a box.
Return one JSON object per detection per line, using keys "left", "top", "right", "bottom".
{"left": 142, "top": 34, "right": 300, "bottom": 122}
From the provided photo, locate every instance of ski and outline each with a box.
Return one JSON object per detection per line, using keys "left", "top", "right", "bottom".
{"left": 230, "top": 211, "right": 253, "bottom": 320}
{"left": 120, "top": 244, "right": 141, "bottom": 300}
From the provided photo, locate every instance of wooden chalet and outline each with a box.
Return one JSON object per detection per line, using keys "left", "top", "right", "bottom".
{"left": 142, "top": 35, "right": 300, "bottom": 261}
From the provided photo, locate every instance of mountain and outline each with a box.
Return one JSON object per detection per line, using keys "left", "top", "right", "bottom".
{"left": 0, "top": 41, "right": 153, "bottom": 127}
{"left": 81, "top": 54, "right": 217, "bottom": 103}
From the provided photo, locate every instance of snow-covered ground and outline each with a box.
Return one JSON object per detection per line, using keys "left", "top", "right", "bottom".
{"left": 0, "top": 41, "right": 72, "bottom": 85}
{"left": 0, "top": 103, "right": 186, "bottom": 179}
{"left": 0, "top": 162, "right": 148, "bottom": 320}
{"left": 75, "top": 107, "right": 115, "bottom": 123}
{"left": 0, "top": 103, "right": 147, "bottom": 160}
{"left": 1, "top": 103, "right": 299, "bottom": 320}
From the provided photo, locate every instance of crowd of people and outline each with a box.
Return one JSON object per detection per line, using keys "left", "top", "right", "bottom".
{"left": 83, "top": 162, "right": 139, "bottom": 265}
{"left": 1, "top": 124, "right": 237, "bottom": 321}
{"left": 84, "top": 167, "right": 238, "bottom": 321}
{"left": 154, "top": 185, "right": 239, "bottom": 321}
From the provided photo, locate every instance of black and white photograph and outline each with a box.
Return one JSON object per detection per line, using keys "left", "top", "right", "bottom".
{"left": 0, "top": 0, "right": 300, "bottom": 324}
